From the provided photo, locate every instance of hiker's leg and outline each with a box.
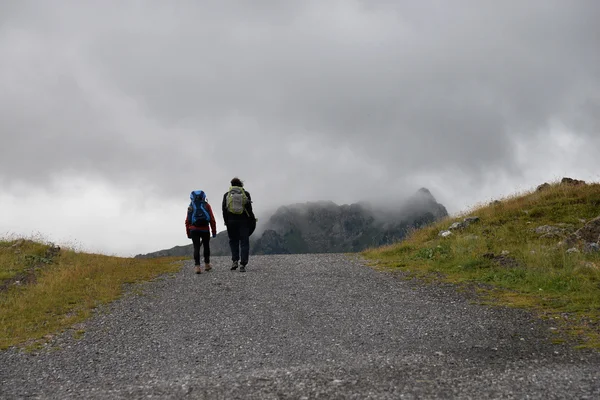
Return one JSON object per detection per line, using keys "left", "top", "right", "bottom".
{"left": 239, "top": 222, "right": 250, "bottom": 266}
{"left": 227, "top": 222, "right": 240, "bottom": 262}
{"left": 200, "top": 231, "right": 211, "bottom": 264}
{"left": 191, "top": 231, "right": 201, "bottom": 265}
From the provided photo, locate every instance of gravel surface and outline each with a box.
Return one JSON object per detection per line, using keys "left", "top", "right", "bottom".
{"left": 1, "top": 253, "right": 599, "bottom": 399}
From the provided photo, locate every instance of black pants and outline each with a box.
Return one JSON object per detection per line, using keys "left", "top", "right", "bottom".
{"left": 190, "top": 230, "right": 211, "bottom": 265}
{"left": 227, "top": 220, "right": 250, "bottom": 265}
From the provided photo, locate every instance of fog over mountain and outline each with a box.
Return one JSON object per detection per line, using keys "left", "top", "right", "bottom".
{"left": 1, "top": 1, "right": 599, "bottom": 256}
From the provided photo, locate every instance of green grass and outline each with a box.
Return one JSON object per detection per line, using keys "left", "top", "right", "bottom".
{"left": 364, "top": 181, "right": 600, "bottom": 348}
{"left": 0, "top": 239, "right": 52, "bottom": 282}
{"left": 0, "top": 239, "right": 184, "bottom": 350}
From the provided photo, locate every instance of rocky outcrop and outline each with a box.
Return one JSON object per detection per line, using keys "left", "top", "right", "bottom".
{"left": 482, "top": 251, "right": 521, "bottom": 269}
{"left": 561, "top": 177, "right": 586, "bottom": 186}
{"left": 526, "top": 217, "right": 600, "bottom": 254}
{"left": 572, "top": 216, "right": 600, "bottom": 243}
{"left": 537, "top": 177, "right": 586, "bottom": 191}
{"left": 536, "top": 182, "right": 551, "bottom": 191}
{"left": 558, "top": 216, "right": 600, "bottom": 252}
{"left": 251, "top": 230, "right": 291, "bottom": 254}
{"left": 534, "top": 224, "right": 576, "bottom": 240}
{"left": 438, "top": 216, "right": 480, "bottom": 237}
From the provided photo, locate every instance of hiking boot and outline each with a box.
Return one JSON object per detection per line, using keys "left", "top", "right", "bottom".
{"left": 230, "top": 261, "right": 239, "bottom": 270}
{"left": 195, "top": 265, "right": 201, "bottom": 274}
{"left": 205, "top": 263, "right": 212, "bottom": 272}
{"left": 240, "top": 265, "right": 246, "bottom": 273}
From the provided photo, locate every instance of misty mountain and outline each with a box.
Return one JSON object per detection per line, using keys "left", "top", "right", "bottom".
{"left": 135, "top": 188, "right": 447, "bottom": 258}
{"left": 252, "top": 188, "right": 447, "bottom": 254}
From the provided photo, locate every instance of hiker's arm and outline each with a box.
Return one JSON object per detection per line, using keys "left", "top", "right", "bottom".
{"left": 207, "top": 203, "right": 217, "bottom": 236}
{"left": 246, "top": 191, "right": 255, "bottom": 220}
{"left": 222, "top": 193, "right": 228, "bottom": 225}
{"left": 185, "top": 207, "right": 192, "bottom": 238}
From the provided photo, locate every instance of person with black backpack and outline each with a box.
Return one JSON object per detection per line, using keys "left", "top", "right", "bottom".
{"left": 185, "top": 190, "right": 217, "bottom": 274}
{"left": 222, "top": 177, "right": 256, "bottom": 272}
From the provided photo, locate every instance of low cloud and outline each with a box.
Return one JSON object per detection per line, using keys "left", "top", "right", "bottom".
{"left": 1, "top": 1, "right": 599, "bottom": 254}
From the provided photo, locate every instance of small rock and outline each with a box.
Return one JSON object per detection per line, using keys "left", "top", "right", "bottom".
{"left": 566, "top": 247, "right": 580, "bottom": 254}
{"left": 561, "top": 177, "right": 586, "bottom": 186}
{"left": 501, "top": 250, "right": 510, "bottom": 256}
{"left": 540, "top": 232, "right": 564, "bottom": 239}
{"left": 578, "top": 261, "right": 598, "bottom": 271}
{"left": 583, "top": 242, "right": 600, "bottom": 254}
{"left": 573, "top": 216, "right": 600, "bottom": 243}
{"left": 535, "top": 225, "right": 563, "bottom": 235}
{"left": 559, "top": 235, "right": 579, "bottom": 248}
{"left": 439, "top": 230, "right": 452, "bottom": 238}
{"left": 556, "top": 223, "right": 575, "bottom": 229}
{"left": 46, "top": 244, "right": 61, "bottom": 258}
{"left": 449, "top": 222, "right": 466, "bottom": 230}
{"left": 463, "top": 216, "right": 480, "bottom": 225}
{"left": 536, "top": 182, "right": 550, "bottom": 191}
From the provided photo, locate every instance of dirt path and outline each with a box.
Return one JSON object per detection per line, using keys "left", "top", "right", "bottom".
{"left": 1, "top": 254, "right": 599, "bottom": 399}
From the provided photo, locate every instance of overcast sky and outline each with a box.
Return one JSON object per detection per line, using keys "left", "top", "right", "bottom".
{"left": 1, "top": 0, "right": 599, "bottom": 256}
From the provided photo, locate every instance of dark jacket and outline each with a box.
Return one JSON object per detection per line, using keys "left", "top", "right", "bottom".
{"left": 222, "top": 187, "right": 255, "bottom": 225}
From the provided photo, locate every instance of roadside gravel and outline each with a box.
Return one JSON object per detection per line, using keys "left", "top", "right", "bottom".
{"left": 1, "top": 253, "right": 599, "bottom": 399}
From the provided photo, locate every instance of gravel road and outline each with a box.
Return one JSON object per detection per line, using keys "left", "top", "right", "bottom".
{"left": 1, "top": 253, "right": 599, "bottom": 399}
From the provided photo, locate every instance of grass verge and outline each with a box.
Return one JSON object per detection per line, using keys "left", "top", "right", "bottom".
{"left": 0, "top": 239, "right": 183, "bottom": 350}
{"left": 363, "top": 180, "right": 600, "bottom": 348}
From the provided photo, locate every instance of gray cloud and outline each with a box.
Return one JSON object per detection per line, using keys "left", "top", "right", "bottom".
{"left": 2, "top": 0, "right": 599, "bottom": 218}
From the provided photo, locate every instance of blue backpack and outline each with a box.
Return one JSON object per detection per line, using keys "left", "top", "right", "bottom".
{"left": 189, "top": 190, "right": 210, "bottom": 226}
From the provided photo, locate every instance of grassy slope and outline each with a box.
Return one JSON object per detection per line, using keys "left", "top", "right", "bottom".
{"left": 364, "top": 181, "right": 600, "bottom": 348}
{"left": 0, "top": 239, "right": 183, "bottom": 350}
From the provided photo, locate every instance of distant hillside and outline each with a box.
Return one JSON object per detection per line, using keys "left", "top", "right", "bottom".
{"left": 135, "top": 232, "right": 232, "bottom": 259}
{"left": 136, "top": 188, "right": 447, "bottom": 258}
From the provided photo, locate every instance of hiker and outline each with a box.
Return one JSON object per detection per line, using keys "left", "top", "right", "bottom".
{"left": 222, "top": 177, "right": 256, "bottom": 272}
{"left": 185, "top": 190, "right": 217, "bottom": 274}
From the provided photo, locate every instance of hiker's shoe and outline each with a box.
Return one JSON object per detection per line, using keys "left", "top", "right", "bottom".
{"left": 205, "top": 263, "right": 212, "bottom": 272}
{"left": 240, "top": 265, "right": 246, "bottom": 273}
{"left": 195, "top": 265, "right": 202, "bottom": 274}
{"left": 230, "top": 261, "right": 239, "bottom": 270}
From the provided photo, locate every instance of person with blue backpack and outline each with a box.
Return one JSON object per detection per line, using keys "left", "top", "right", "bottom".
{"left": 185, "top": 190, "right": 217, "bottom": 274}
{"left": 222, "top": 177, "right": 256, "bottom": 272}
